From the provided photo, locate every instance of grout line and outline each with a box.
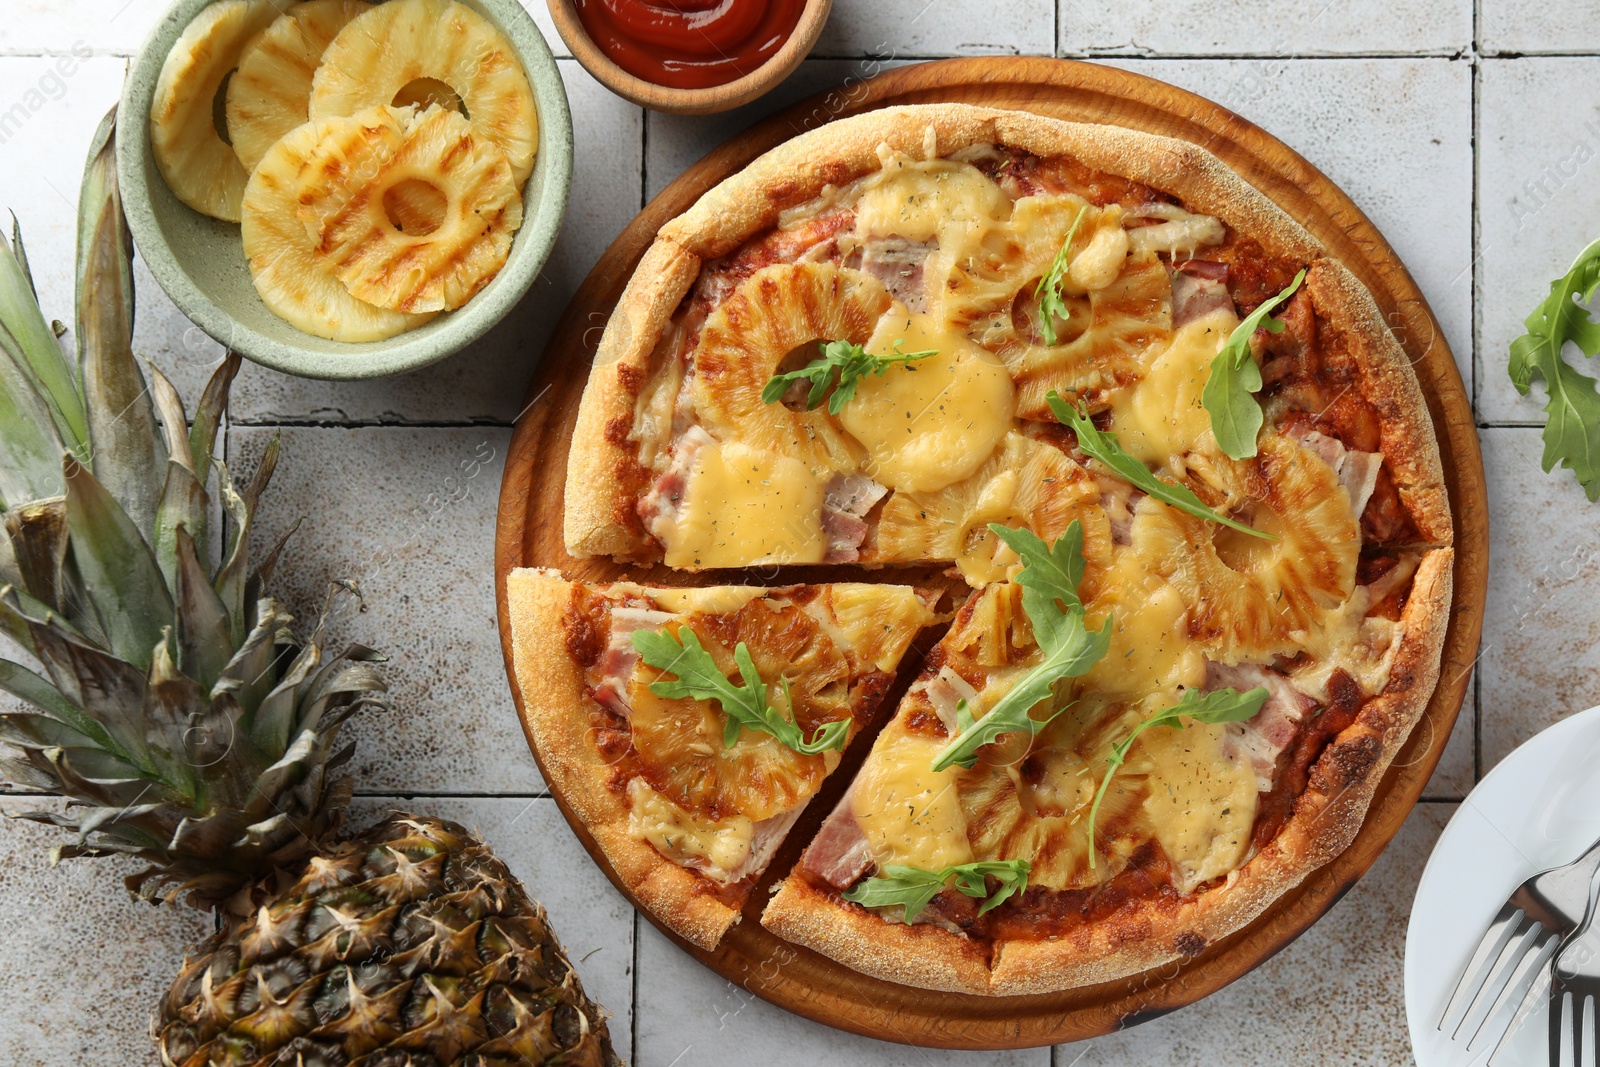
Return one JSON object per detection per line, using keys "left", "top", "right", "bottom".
{"left": 1470, "top": 41, "right": 1482, "bottom": 420}
{"left": 228, "top": 417, "right": 519, "bottom": 429}
{"left": 641, "top": 108, "right": 651, "bottom": 212}
{"left": 630, "top": 911, "right": 641, "bottom": 1066}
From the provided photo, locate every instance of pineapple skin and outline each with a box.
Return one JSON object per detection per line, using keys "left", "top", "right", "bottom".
{"left": 157, "top": 815, "right": 619, "bottom": 1067}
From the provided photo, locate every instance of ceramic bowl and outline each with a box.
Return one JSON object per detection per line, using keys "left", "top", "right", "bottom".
{"left": 546, "top": 0, "right": 831, "bottom": 115}
{"left": 118, "top": 0, "right": 573, "bottom": 380}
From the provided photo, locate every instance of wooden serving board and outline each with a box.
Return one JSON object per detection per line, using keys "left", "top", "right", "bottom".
{"left": 493, "top": 57, "right": 1488, "bottom": 1049}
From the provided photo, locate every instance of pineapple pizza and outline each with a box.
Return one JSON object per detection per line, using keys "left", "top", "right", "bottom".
{"left": 506, "top": 104, "right": 1452, "bottom": 992}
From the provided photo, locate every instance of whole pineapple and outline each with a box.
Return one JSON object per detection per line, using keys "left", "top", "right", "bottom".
{"left": 0, "top": 107, "right": 616, "bottom": 1067}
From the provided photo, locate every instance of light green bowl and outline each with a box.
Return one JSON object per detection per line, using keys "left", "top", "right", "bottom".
{"left": 118, "top": 0, "right": 573, "bottom": 380}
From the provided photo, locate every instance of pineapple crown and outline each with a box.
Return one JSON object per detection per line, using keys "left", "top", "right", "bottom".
{"left": 0, "top": 107, "right": 388, "bottom": 911}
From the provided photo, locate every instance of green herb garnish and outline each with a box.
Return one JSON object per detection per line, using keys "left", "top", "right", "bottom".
{"left": 930, "top": 521, "right": 1112, "bottom": 772}
{"left": 761, "top": 338, "right": 937, "bottom": 416}
{"left": 1510, "top": 236, "right": 1600, "bottom": 500}
{"left": 1201, "top": 268, "right": 1306, "bottom": 460}
{"left": 631, "top": 627, "right": 850, "bottom": 754}
{"left": 1034, "top": 204, "right": 1090, "bottom": 346}
{"left": 1085, "top": 686, "right": 1268, "bottom": 868}
{"left": 1046, "top": 391, "right": 1276, "bottom": 540}
{"left": 842, "top": 859, "right": 1032, "bottom": 923}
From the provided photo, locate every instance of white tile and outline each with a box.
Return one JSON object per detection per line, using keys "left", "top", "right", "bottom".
{"left": 1478, "top": 427, "right": 1600, "bottom": 772}
{"left": 633, "top": 921, "right": 1050, "bottom": 1067}
{"left": 1060, "top": 0, "right": 1470, "bottom": 57}
{"left": 1107, "top": 57, "right": 1474, "bottom": 396}
{"left": 220, "top": 58, "right": 641, "bottom": 425}
{"left": 228, "top": 425, "right": 544, "bottom": 793}
{"left": 347, "top": 796, "right": 635, "bottom": 1042}
{"left": 0, "top": 55, "right": 128, "bottom": 325}
{"left": 520, "top": 0, "right": 572, "bottom": 58}
{"left": 1481, "top": 0, "right": 1600, "bottom": 55}
{"left": 1055, "top": 802, "right": 1452, "bottom": 1066}
{"left": 819, "top": 0, "right": 1053, "bottom": 57}
{"left": 645, "top": 58, "right": 912, "bottom": 200}
{"left": 0, "top": 797, "right": 205, "bottom": 1067}
{"left": 1477, "top": 58, "right": 1600, "bottom": 423}
{"left": 0, "top": 0, "right": 168, "bottom": 56}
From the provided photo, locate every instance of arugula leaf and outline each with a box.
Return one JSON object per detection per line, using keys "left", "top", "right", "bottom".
{"left": 1509, "top": 236, "right": 1600, "bottom": 501}
{"left": 930, "top": 522, "right": 1112, "bottom": 772}
{"left": 1046, "top": 391, "right": 1276, "bottom": 541}
{"left": 1034, "top": 204, "right": 1090, "bottom": 346}
{"left": 1202, "top": 268, "right": 1306, "bottom": 460}
{"left": 842, "top": 859, "right": 1032, "bottom": 923}
{"left": 761, "top": 338, "right": 937, "bottom": 416}
{"left": 1085, "top": 686, "right": 1268, "bottom": 868}
{"left": 631, "top": 627, "right": 851, "bottom": 755}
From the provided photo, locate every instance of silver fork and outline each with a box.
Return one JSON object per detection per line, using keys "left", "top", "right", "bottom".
{"left": 1551, "top": 911, "right": 1600, "bottom": 1067}
{"left": 1437, "top": 835, "right": 1600, "bottom": 1055}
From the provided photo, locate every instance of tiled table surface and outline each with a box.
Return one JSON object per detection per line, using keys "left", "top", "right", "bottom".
{"left": 0, "top": 0, "right": 1594, "bottom": 1063}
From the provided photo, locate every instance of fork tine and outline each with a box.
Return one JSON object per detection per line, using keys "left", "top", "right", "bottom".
{"left": 1442, "top": 905, "right": 1527, "bottom": 1030}
{"left": 1581, "top": 994, "right": 1594, "bottom": 1067}
{"left": 1553, "top": 989, "right": 1569, "bottom": 1067}
{"left": 1487, "top": 952, "right": 1553, "bottom": 1066}
{"left": 1468, "top": 931, "right": 1561, "bottom": 1051}
{"left": 1460, "top": 920, "right": 1543, "bottom": 1043}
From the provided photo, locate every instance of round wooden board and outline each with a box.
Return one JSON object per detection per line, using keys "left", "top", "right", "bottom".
{"left": 493, "top": 57, "right": 1488, "bottom": 1049}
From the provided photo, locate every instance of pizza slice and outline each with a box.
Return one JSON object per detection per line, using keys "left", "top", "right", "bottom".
{"left": 504, "top": 568, "right": 940, "bottom": 948}
{"left": 763, "top": 475, "right": 1450, "bottom": 993}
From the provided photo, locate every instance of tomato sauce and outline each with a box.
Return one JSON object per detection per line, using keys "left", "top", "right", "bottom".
{"left": 577, "top": 0, "right": 807, "bottom": 89}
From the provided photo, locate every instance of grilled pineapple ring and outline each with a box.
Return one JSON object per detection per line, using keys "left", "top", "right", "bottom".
{"left": 938, "top": 195, "right": 1172, "bottom": 418}
{"left": 1130, "top": 434, "right": 1361, "bottom": 663}
{"left": 306, "top": 105, "right": 524, "bottom": 314}
{"left": 626, "top": 601, "right": 854, "bottom": 823}
{"left": 150, "top": 0, "right": 279, "bottom": 221}
{"left": 309, "top": 0, "right": 539, "bottom": 185}
{"left": 691, "top": 263, "right": 893, "bottom": 472}
{"left": 226, "top": 0, "right": 372, "bottom": 172}
{"left": 242, "top": 108, "right": 436, "bottom": 342}
{"left": 873, "top": 432, "right": 1109, "bottom": 584}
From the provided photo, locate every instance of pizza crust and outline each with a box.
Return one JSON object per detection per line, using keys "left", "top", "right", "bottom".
{"left": 505, "top": 567, "right": 743, "bottom": 949}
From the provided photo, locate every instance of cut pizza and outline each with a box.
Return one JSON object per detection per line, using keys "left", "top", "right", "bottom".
{"left": 511, "top": 103, "right": 1454, "bottom": 993}
{"left": 505, "top": 569, "right": 939, "bottom": 948}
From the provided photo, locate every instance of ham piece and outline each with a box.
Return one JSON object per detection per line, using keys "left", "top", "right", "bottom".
{"left": 1206, "top": 661, "right": 1317, "bottom": 792}
{"left": 821, "top": 472, "right": 888, "bottom": 563}
{"left": 1171, "top": 260, "right": 1234, "bottom": 328}
{"left": 857, "top": 236, "right": 935, "bottom": 312}
{"left": 799, "top": 789, "right": 874, "bottom": 890}
{"left": 1296, "top": 429, "right": 1383, "bottom": 517}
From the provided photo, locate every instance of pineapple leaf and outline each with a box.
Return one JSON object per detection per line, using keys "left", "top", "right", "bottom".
{"left": 78, "top": 105, "right": 164, "bottom": 534}
{"left": 10, "top": 213, "right": 36, "bottom": 298}
{"left": 154, "top": 459, "right": 208, "bottom": 593}
{"left": 174, "top": 527, "right": 232, "bottom": 689}
{"left": 189, "top": 353, "right": 239, "bottom": 479}
{"left": 0, "top": 329, "right": 72, "bottom": 506}
{"left": 0, "top": 658, "right": 83, "bottom": 724}
{"left": 147, "top": 362, "right": 193, "bottom": 474}
{"left": 216, "top": 442, "right": 278, "bottom": 645}
{"left": 27, "top": 616, "right": 158, "bottom": 779}
{"left": 62, "top": 455, "right": 174, "bottom": 671}
{"left": 4, "top": 500, "right": 68, "bottom": 615}
{"left": 0, "top": 223, "right": 87, "bottom": 455}
{"left": 250, "top": 640, "right": 321, "bottom": 755}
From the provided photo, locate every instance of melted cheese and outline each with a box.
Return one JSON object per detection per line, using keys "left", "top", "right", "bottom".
{"left": 1136, "top": 721, "right": 1259, "bottom": 894}
{"left": 850, "top": 721, "right": 973, "bottom": 871}
{"left": 647, "top": 586, "right": 766, "bottom": 615}
{"left": 1108, "top": 307, "right": 1238, "bottom": 466}
{"left": 660, "top": 438, "right": 826, "bottom": 569}
{"left": 838, "top": 308, "right": 1015, "bottom": 493}
{"left": 1083, "top": 548, "right": 1208, "bottom": 700}
{"left": 854, "top": 152, "right": 1011, "bottom": 243}
{"left": 628, "top": 778, "right": 755, "bottom": 880}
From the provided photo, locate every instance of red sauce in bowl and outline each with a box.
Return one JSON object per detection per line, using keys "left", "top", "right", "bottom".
{"left": 575, "top": 0, "right": 808, "bottom": 90}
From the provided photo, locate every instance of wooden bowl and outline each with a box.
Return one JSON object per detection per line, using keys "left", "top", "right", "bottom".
{"left": 546, "top": 0, "right": 832, "bottom": 115}
{"left": 494, "top": 57, "right": 1488, "bottom": 1048}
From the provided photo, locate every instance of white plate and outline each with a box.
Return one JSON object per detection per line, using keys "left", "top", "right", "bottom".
{"left": 1407, "top": 704, "right": 1600, "bottom": 1066}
